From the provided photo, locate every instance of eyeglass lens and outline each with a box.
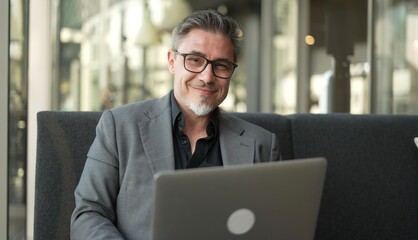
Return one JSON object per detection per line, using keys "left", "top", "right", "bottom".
{"left": 181, "top": 53, "right": 236, "bottom": 79}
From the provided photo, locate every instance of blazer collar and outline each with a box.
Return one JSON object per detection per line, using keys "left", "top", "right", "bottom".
{"left": 137, "top": 94, "right": 254, "bottom": 173}
{"left": 219, "top": 113, "right": 254, "bottom": 166}
{"left": 137, "top": 93, "right": 176, "bottom": 174}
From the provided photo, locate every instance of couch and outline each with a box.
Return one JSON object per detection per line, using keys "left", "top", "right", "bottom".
{"left": 34, "top": 111, "right": 418, "bottom": 240}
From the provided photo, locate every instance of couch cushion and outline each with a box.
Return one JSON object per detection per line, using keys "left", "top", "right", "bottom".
{"left": 35, "top": 111, "right": 102, "bottom": 240}
{"left": 289, "top": 113, "right": 418, "bottom": 240}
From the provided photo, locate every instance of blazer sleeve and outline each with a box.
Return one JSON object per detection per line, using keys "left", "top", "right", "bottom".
{"left": 270, "top": 132, "right": 282, "bottom": 161}
{"left": 70, "top": 110, "right": 124, "bottom": 239}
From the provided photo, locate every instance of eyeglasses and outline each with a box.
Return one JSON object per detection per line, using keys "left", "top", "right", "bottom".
{"left": 173, "top": 50, "right": 238, "bottom": 79}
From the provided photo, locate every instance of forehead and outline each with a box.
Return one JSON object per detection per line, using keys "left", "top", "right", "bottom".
{"left": 177, "top": 29, "right": 234, "bottom": 59}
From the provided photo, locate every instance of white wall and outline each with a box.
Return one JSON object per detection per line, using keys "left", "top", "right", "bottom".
{"left": 0, "top": 0, "right": 10, "bottom": 239}
{"left": 27, "top": 1, "right": 52, "bottom": 239}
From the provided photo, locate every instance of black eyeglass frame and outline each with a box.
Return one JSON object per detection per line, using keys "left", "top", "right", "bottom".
{"left": 173, "top": 50, "right": 238, "bottom": 79}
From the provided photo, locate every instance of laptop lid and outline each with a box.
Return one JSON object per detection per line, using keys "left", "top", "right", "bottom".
{"left": 151, "top": 157, "right": 327, "bottom": 240}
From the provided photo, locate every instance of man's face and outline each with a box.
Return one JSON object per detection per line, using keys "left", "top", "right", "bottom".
{"left": 168, "top": 29, "right": 235, "bottom": 116}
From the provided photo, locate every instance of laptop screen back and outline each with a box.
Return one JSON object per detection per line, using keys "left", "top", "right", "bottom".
{"left": 151, "top": 157, "right": 327, "bottom": 240}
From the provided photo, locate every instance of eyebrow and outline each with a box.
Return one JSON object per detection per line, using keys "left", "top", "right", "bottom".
{"left": 185, "top": 50, "right": 233, "bottom": 62}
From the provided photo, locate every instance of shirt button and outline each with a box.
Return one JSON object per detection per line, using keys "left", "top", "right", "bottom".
{"left": 181, "top": 138, "right": 188, "bottom": 145}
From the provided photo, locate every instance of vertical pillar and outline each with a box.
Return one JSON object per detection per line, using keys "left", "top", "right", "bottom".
{"left": 28, "top": 1, "right": 52, "bottom": 239}
{"left": 260, "top": 0, "right": 274, "bottom": 112}
{"left": 0, "top": 0, "right": 10, "bottom": 238}
{"left": 326, "top": 0, "right": 354, "bottom": 112}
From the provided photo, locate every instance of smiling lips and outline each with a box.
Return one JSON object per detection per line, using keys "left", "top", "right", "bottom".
{"left": 189, "top": 83, "right": 217, "bottom": 96}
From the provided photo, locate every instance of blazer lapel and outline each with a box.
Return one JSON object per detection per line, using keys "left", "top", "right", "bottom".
{"left": 137, "top": 99, "right": 255, "bottom": 171}
{"left": 219, "top": 114, "right": 254, "bottom": 166}
{"left": 137, "top": 94, "right": 175, "bottom": 174}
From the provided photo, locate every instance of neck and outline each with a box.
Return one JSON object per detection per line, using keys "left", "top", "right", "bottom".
{"left": 182, "top": 109, "right": 211, "bottom": 135}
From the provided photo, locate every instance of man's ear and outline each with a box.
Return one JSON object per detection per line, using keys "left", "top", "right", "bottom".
{"left": 167, "top": 51, "right": 175, "bottom": 74}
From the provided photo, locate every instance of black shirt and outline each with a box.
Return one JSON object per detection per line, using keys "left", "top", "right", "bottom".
{"left": 170, "top": 92, "right": 223, "bottom": 169}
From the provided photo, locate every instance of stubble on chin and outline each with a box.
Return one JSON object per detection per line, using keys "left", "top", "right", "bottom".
{"left": 183, "top": 95, "right": 215, "bottom": 116}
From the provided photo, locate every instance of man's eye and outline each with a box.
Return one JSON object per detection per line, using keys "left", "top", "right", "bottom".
{"left": 214, "top": 62, "right": 232, "bottom": 70}
{"left": 186, "top": 56, "right": 203, "bottom": 63}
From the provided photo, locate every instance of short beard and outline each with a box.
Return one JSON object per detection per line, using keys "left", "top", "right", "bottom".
{"left": 183, "top": 97, "right": 215, "bottom": 116}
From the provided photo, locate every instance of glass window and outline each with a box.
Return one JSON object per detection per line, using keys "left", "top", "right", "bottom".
{"left": 269, "top": 0, "right": 370, "bottom": 114}
{"left": 372, "top": 0, "right": 418, "bottom": 114}
{"left": 52, "top": 1, "right": 253, "bottom": 112}
{"left": 272, "top": 0, "right": 299, "bottom": 114}
{"left": 306, "top": 0, "right": 369, "bottom": 114}
{"left": 1, "top": 1, "right": 9, "bottom": 239}
{"left": 9, "top": 0, "right": 29, "bottom": 238}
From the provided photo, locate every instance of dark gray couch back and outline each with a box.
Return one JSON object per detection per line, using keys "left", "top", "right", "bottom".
{"left": 35, "top": 112, "right": 101, "bottom": 240}
{"left": 35, "top": 111, "right": 418, "bottom": 240}
{"left": 289, "top": 114, "right": 418, "bottom": 239}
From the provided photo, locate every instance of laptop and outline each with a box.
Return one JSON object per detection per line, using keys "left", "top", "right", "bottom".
{"left": 151, "top": 157, "right": 327, "bottom": 240}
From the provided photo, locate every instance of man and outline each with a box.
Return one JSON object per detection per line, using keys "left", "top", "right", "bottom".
{"left": 71, "top": 9, "right": 281, "bottom": 239}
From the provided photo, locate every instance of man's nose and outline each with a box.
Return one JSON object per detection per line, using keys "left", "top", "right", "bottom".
{"left": 199, "top": 63, "right": 215, "bottom": 83}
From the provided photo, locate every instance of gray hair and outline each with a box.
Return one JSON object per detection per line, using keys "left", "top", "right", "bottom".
{"left": 171, "top": 9, "right": 243, "bottom": 61}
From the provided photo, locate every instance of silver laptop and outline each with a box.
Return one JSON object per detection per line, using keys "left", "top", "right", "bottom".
{"left": 151, "top": 157, "right": 327, "bottom": 240}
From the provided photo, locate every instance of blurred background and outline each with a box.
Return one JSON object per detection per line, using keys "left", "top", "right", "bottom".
{"left": 3, "top": 0, "right": 418, "bottom": 239}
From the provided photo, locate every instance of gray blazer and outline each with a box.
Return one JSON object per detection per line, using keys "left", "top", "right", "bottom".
{"left": 71, "top": 93, "right": 280, "bottom": 240}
